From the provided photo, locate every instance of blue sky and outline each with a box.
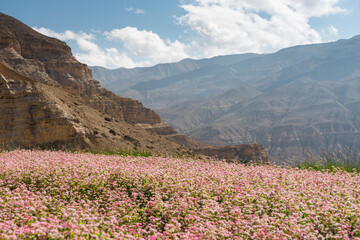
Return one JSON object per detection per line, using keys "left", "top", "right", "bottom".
{"left": 1, "top": 0, "right": 360, "bottom": 68}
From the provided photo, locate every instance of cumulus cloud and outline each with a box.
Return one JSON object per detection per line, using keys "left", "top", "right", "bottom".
{"left": 33, "top": 27, "right": 136, "bottom": 68}
{"left": 105, "top": 27, "right": 188, "bottom": 65}
{"left": 33, "top": 26, "right": 187, "bottom": 68}
{"left": 75, "top": 45, "right": 136, "bottom": 69}
{"left": 32, "top": 0, "right": 346, "bottom": 69}
{"left": 33, "top": 27, "right": 94, "bottom": 41}
{"left": 178, "top": 0, "right": 346, "bottom": 57}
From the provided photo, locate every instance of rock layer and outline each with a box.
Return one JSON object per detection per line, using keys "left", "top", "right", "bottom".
{"left": 0, "top": 62, "right": 192, "bottom": 155}
{"left": 0, "top": 13, "right": 164, "bottom": 127}
{"left": 0, "top": 13, "right": 187, "bottom": 155}
{"left": 0, "top": 13, "right": 268, "bottom": 163}
{"left": 0, "top": 63, "right": 85, "bottom": 147}
{"left": 193, "top": 144, "right": 268, "bottom": 163}
{"left": 165, "top": 133, "right": 268, "bottom": 163}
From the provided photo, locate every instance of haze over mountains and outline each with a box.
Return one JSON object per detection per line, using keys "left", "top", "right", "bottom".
{"left": 0, "top": 13, "right": 267, "bottom": 163}
{"left": 92, "top": 36, "right": 360, "bottom": 160}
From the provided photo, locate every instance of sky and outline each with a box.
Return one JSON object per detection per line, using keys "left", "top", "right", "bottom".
{"left": 1, "top": 0, "right": 360, "bottom": 69}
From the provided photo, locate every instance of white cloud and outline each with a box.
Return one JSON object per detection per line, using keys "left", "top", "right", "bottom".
{"left": 126, "top": 7, "right": 145, "bottom": 14}
{"left": 33, "top": 27, "right": 94, "bottom": 41}
{"left": 323, "top": 25, "right": 339, "bottom": 36}
{"left": 178, "top": 0, "right": 346, "bottom": 57}
{"left": 75, "top": 45, "right": 136, "bottom": 69}
{"left": 32, "top": 0, "right": 346, "bottom": 69}
{"left": 34, "top": 26, "right": 187, "bottom": 68}
{"left": 33, "top": 27, "right": 136, "bottom": 68}
{"left": 105, "top": 27, "right": 188, "bottom": 65}
{"left": 135, "top": 9, "right": 145, "bottom": 14}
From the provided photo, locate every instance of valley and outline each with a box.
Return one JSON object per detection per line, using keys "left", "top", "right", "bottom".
{"left": 93, "top": 36, "right": 360, "bottom": 160}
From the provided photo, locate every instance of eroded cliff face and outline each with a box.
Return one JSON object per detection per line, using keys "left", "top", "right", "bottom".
{"left": 0, "top": 13, "right": 164, "bottom": 126}
{"left": 193, "top": 144, "right": 268, "bottom": 164}
{"left": 0, "top": 13, "right": 189, "bottom": 155}
{"left": 0, "top": 62, "right": 193, "bottom": 155}
{"left": 0, "top": 63, "right": 86, "bottom": 147}
{"left": 0, "top": 13, "right": 268, "bottom": 163}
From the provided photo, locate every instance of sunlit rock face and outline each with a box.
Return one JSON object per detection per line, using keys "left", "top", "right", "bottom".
{"left": 0, "top": 13, "right": 268, "bottom": 162}
{"left": 0, "top": 13, "right": 192, "bottom": 156}
{"left": 0, "top": 12, "right": 165, "bottom": 126}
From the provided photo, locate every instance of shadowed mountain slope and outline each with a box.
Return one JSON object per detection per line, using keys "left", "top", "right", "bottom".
{"left": 0, "top": 13, "right": 268, "bottom": 163}
{"left": 93, "top": 35, "right": 360, "bottom": 160}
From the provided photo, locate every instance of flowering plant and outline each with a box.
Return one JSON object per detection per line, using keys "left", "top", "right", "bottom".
{"left": 0, "top": 150, "right": 359, "bottom": 239}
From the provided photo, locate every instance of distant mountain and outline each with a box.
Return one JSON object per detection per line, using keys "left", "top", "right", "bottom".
{"left": 0, "top": 13, "right": 267, "bottom": 163}
{"left": 91, "top": 35, "right": 360, "bottom": 160}
{"left": 92, "top": 54, "right": 261, "bottom": 109}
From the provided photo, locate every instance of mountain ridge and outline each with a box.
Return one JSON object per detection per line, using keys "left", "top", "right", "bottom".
{"left": 92, "top": 34, "right": 360, "bottom": 160}
{"left": 0, "top": 12, "right": 268, "bottom": 163}
{"left": 0, "top": 12, "right": 189, "bottom": 155}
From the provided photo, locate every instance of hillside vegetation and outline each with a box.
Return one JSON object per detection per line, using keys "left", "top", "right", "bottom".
{"left": 0, "top": 150, "right": 359, "bottom": 239}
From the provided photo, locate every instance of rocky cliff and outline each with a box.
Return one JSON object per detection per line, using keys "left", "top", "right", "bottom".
{"left": 194, "top": 144, "right": 268, "bottom": 163}
{"left": 0, "top": 61, "right": 192, "bottom": 155}
{"left": 0, "top": 13, "right": 187, "bottom": 155}
{"left": 0, "top": 62, "right": 81, "bottom": 146}
{"left": 0, "top": 13, "right": 164, "bottom": 126}
{"left": 165, "top": 134, "right": 268, "bottom": 162}
{"left": 0, "top": 13, "right": 268, "bottom": 163}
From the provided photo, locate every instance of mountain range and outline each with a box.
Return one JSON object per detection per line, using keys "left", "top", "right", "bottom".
{"left": 92, "top": 36, "right": 360, "bottom": 160}
{"left": 0, "top": 13, "right": 267, "bottom": 163}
